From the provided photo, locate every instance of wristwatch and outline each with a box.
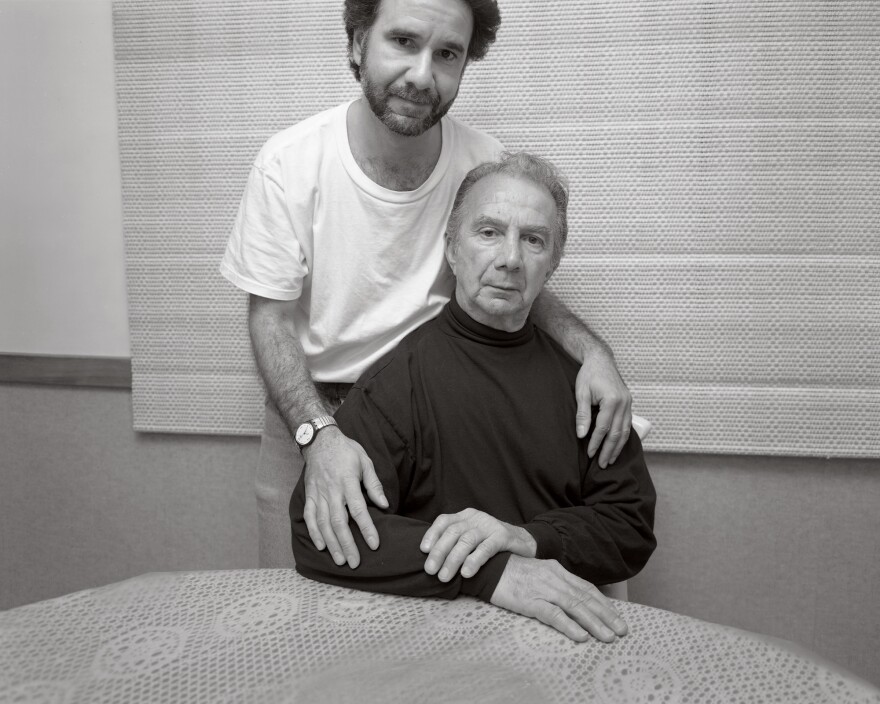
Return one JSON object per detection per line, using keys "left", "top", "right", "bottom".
{"left": 294, "top": 415, "right": 338, "bottom": 450}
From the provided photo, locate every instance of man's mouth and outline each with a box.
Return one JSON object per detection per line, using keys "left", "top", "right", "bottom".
{"left": 394, "top": 97, "right": 431, "bottom": 111}
{"left": 390, "top": 87, "right": 437, "bottom": 107}
{"left": 397, "top": 96, "right": 431, "bottom": 106}
{"left": 388, "top": 94, "right": 432, "bottom": 117}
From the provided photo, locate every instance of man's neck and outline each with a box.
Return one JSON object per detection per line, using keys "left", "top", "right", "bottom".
{"left": 346, "top": 98, "right": 443, "bottom": 192}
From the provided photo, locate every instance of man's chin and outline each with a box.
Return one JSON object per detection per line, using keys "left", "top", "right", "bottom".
{"left": 381, "top": 111, "right": 437, "bottom": 137}
{"left": 480, "top": 295, "right": 525, "bottom": 313}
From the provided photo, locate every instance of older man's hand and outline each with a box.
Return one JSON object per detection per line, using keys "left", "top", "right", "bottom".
{"left": 491, "top": 555, "right": 628, "bottom": 643}
{"left": 420, "top": 508, "right": 537, "bottom": 581}
{"left": 576, "top": 355, "right": 632, "bottom": 468}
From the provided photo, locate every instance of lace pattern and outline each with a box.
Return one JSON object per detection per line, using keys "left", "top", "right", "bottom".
{"left": 1, "top": 570, "right": 877, "bottom": 703}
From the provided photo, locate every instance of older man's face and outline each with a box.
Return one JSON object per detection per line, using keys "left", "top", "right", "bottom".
{"left": 446, "top": 174, "right": 558, "bottom": 332}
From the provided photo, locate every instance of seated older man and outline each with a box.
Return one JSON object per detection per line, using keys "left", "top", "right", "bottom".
{"left": 291, "top": 152, "right": 656, "bottom": 643}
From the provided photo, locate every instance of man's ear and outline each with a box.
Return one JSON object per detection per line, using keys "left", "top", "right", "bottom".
{"left": 352, "top": 28, "right": 367, "bottom": 69}
{"left": 444, "top": 233, "right": 458, "bottom": 275}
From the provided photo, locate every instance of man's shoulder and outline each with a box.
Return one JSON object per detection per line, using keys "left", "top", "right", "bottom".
{"left": 254, "top": 101, "right": 350, "bottom": 169}
{"left": 444, "top": 113, "right": 504, "bottom": 160}
{"left": 532, "top": 325, "right": 581, "bottom": 381}
{"left": 354, "top": 316, "right": 446, "bottom": 394}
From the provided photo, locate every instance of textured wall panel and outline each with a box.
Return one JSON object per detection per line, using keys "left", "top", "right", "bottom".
{"left": 114, "top": 0, "right": 880, "bottom": 456}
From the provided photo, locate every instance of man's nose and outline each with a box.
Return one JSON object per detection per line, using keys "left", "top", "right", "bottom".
{"left": 496, "top": 234, "right": 523, "bottom": 270}
{"left": 406, "top": 50, "right": 435, "bottom": 92}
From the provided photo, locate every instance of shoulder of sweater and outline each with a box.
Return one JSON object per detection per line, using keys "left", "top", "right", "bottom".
{"left": 354, "top": 316, "right": 447, "bottom": 392}
{"left": 532, "top": 326, "right": 581, "bottom": 373}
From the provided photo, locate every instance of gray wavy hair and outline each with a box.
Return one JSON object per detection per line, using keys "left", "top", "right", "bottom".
{"left": 446, "top": 151, "right": 569, "bottom": 269}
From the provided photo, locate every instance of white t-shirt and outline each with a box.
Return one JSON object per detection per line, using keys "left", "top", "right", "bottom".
{"left": 221, "top": 100, "right": 503, "bottom": 382}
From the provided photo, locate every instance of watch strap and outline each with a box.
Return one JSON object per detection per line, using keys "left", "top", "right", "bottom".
{"left": 311, "top": 415, "right": 337, "bottom": 432}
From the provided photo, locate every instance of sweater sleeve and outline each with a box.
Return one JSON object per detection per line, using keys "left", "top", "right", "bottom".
{"left": 522, "top": 430, "right": 657, "bottom": 585}
{"left": 290, "top": 385, "right": 509, "bottom": 601}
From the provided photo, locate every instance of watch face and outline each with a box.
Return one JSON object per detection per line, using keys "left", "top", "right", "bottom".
{"left": 295, "top": 422, "right": 314, "bottom": 446}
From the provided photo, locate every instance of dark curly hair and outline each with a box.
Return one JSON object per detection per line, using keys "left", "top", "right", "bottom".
{"left": 343, "top": 0, "right": 501, "bottom": 82}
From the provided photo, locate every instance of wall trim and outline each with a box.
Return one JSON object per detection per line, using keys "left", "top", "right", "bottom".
{"left": 0, "top": 354, "right": 132, "bottom": 389}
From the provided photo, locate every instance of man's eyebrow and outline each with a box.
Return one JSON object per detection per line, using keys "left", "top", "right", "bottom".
{"left": 385, "top": 25, "right": 466, "bottom": 55}
{"left": 472, "top": 215, "right": 553, "bottom": 236}
{"left": 440, "top": 38, "right": 467, "bottom": 55}
{"left": 386, "top": 25, "right": 419, "bottom": 38}
{"left": 472, "top": 215, "right": 505, "bottom": 229}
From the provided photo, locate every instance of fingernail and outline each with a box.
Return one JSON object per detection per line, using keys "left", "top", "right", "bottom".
{"left": 379, "top": 495, "right": 389, "bottom": 508}
{"left": 438, "top": 569, "right": 449, "bottom": 582}
{"left": 348, "top": 558, "right": 359, "bottom": 569}
{"left": 576, "top": 425, "right": 586, "bottom": 437}
{"left": 461, "top": 567, "right": 472, "bottom": 578}
{"left": 332, "top": 553, "right": 343, "bottom": 565}
{"left": 420, "top": 542, "right": 430, "bottom": 552}
{"left": 602, "top": 628, "right": 615, "bottom": 641}
{"left": 425, "top": 560, "right": 436, "bottom": 573}
{"left": 368, "top": 537, "right": 379, "bottom": 550}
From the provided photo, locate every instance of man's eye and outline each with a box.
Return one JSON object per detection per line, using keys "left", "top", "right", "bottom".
{"left": 525, "top": 235, "right": 545, "bottom": 247}
{"left": 480, "top": 228, "right": 497, "bottom": 237}
{"left": 395, "top": 37, "right": 414, "bottom": 48}
{"left": 439, "top": 49, "right": 458, "bottom": 62}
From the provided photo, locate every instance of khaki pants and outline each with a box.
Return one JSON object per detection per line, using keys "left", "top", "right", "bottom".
{"left": 256, "top": 383, "right": 351, "bottom": 568}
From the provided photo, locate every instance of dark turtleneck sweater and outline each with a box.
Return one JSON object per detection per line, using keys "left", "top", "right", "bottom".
{"left": 291, "top": 296, "right": 656, "bottom": 601}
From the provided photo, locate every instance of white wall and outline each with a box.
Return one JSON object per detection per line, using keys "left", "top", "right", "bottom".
{"left": 0, "top": 0, "right": 130, "bottom": 357}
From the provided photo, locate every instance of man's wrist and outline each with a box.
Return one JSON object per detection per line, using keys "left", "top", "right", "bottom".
{"left": 580, "top": 337, "right": 615, "bottom": 366}
{"left": 510, "top": 525, "right": 538, "bottom": 558}
{"left": 299, "top": 422, "right": 341, "bottom": 457}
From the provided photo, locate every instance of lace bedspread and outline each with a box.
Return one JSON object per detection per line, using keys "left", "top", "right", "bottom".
{"left": 1, "top": 569, "right": 877, "bottom": 703}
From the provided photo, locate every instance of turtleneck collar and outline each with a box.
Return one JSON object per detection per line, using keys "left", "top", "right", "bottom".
{"left": 443, "top": 292, "right": 535, "bottom": 347}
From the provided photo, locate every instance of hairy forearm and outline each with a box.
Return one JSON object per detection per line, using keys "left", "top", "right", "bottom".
{"left": 531, "top": 288, "right": 613, "bottom": 364}
{"left": 248, "top": 294, "right": 327, "bottom": 434}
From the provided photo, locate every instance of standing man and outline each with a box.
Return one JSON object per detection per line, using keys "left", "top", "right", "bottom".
{"left": 221, "top": 0, "right": 633, "bottom": 569}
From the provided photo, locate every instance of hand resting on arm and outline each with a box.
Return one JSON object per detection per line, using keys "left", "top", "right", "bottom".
{"left": 248, "top": 293, "right": 388, "bottom": 568}
{"left": 420, "top": 511, "right": 630, "bottom": 642}
{"left": 420, "top": 508, "right": 537, "bottom": 581}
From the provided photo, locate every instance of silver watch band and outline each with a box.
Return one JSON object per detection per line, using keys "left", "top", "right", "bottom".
{"left": 311, "top": 415, "right": 337, "bottom": 432}
{"left": 294, "top": 415, "right": 339, "bottom": 450}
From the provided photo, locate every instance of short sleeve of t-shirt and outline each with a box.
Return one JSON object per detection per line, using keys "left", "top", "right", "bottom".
{"left": 220, "top": 156, "right": 308, "bottom": 301}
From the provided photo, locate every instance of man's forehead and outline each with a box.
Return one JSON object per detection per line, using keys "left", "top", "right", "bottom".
{"left": 375, "top": 0, "right": 473, "bottom": 46}
{"left": 463, "top": 174, "right": 557, "bottom": 219}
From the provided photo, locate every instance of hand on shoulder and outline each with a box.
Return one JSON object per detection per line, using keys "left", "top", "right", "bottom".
{"left": 301, "top": 427, "right": 388, "bottom": 568}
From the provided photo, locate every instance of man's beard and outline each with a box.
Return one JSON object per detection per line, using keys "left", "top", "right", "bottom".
{"left": 360, "top": 55, "right": 457, "bottom": 137}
